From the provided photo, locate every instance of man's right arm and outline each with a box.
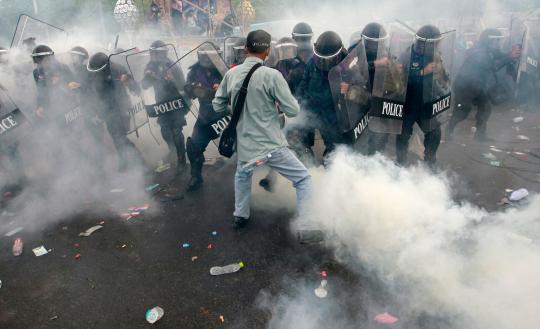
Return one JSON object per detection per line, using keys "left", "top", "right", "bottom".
{"left": 271, "top": 71, "right": 300, "bottom": 118}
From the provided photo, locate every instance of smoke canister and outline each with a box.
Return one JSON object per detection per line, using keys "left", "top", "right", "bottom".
{"left": 145, "top": 306, "right": 164, "bottom": 324}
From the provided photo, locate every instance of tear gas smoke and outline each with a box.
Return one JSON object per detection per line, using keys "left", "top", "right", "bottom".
{"left": 258, "top": 148, "right": 540, "bottom": 329}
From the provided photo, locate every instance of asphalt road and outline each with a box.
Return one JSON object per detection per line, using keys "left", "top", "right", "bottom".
{"left": 0, "top": 106, "right": 539, "bottom": 329}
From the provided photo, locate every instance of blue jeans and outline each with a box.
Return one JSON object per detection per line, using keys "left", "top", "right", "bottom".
{"left": 234, "top": 147, "right": 313, "bottom": 222}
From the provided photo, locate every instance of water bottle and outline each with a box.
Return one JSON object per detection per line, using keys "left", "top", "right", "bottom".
{"left": 145, "top": 306, "right": 164, "bottom": 324}
{"left": 12, "top": 238, "right": 23, "bottom": 256}
{"left": 242, "top": 154, "right": 272, "bottom": 172}
{"left": 210, "top": 262, "right": 244, "bottom": 276}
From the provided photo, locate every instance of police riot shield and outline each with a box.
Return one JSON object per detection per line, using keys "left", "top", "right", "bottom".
{"left": 521, "top": 21, "right": 540, "bottom": 79}
{"left": 10, "top": 14, "right": 68, "bottom": 51}
{"left": 223, "top": 36, "right": 246, "bottom": 67}
{"left": 418, "top": 30, "right": 455, "bottom": 131}
{"left": 108, "top": 49, "right": 149, "bottom": 135}
{"left": 0, "top": 85, "right": 31, "bottom": 150}
{"left": 126, "top": 44, "right": 187, "bottom": 121}
{"left": 369, "top": 24, "right": 414, "bottom": 134}
{"left": 167, "top": 42, "right": 228, "bottom": 141}
{"left": 265, "top": 40, "right": 279, "bottom": 68}
{"left": 328, "top": 44, "right": 371, "bottom": 142}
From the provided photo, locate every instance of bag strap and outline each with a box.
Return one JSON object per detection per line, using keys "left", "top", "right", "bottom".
{"left": 229, "top": 63, "right": 262, "bottom": 130}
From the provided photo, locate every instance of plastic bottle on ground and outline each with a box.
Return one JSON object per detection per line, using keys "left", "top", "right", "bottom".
{"left": 210, "top": 262, "right": 244, "bottom": 275}
{"left": 12, "top": 238, "right": 23, "bottom": 256}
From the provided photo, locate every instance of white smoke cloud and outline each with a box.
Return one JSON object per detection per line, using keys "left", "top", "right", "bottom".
{"left": 260, "top": 148, "right": 540, "bottom": 329}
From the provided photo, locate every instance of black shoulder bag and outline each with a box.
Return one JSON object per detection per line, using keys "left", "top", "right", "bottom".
{"left": 218, "top": 63, "right": 262, "bottom": 158}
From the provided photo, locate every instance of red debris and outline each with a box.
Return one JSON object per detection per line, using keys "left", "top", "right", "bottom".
{"left": 74, "top": 253, "right": 81, "bottom": 260}
{"left": 320, "top": 271, "right": 328, "bottom": 277}
{"left": 207, "top": 244, "right": 213, "bottom": 249}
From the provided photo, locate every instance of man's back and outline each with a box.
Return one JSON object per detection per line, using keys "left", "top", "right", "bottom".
{"left": 213, "top": 56, "right": 300, "bottom": 162}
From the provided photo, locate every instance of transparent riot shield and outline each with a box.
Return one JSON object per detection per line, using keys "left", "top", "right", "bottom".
{"left": 10, "top": 14, "right": 68, "bottom": 51}
{"left": 328, "top": 44, "right": 371, "bottom": 142}
{"left": 126, "top": 44, "right": 187, "bottom": 121}
{"left": 0, "top": 85, "right": 31, "bottom": 149}
{"left": 369, "top": 24, "right": 414, "bottom": 134}
{"left": 223, "top": 36, "right": 246, "bottom": 67}
{"left": 167, "top": 42, "right": 229, "bottom": 144}
{"left": 264, "top": 40, "right": 279, "bottom": 68}
{"left": 108, "top": 49, "right": 149, "bottom": 135}
{"left": 419, "top": 30, "right": 455, "bottom": 131}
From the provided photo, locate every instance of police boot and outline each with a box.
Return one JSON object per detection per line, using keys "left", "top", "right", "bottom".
{"left": 185, "top": 138, "right": 203, "bottom": 191}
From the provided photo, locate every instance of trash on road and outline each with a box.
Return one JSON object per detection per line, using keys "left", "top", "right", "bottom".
{"left": 79, "top": 225, "right": 103, "bottom": 237}
{"left": 482, "top": 152, "right": 497, "bottom": 161}
{"left": 489, "top": 146, "right": 502, "bottom": 153}
{"left": 0, "top": 279, "right": 2, "bottom": 289}
{"left": 513, "top": 116, "right": 524, "bottom": 123}
{"left": 510, "top": 188, "right": 529, "bottom": 201}
{"left": 314, "top": 280, "right": 328, "bottom": 298}
{"left": 490, "top": 161, "right": 501, "bottom": 167}
{"left": 5, "top": 227, "right": 23, "bottom": 237}
{"left": 191, "top": 256, "right": 198, "bottom": 261}
{"left": 182, "top": 243, "right": 190, "bottom": 248}
{"left": 49, "top": 315, "right": 58, "bottom": 321}
{"left": 145, "top": 184, "right": 160, "bottom": 192}
{"left": 210, "top": 262, "right": 244, "bottom": 276}
{"left": 219, "top": 315, "right": 225, "bottom": 323}
{"left": 74, "top": 253, "right": 81, "bottom": 260}
{"left": 12, "top": 238, "right": 23, "bottom": 256}
{"left": 207, "top": 244, "right": 213, "bottom": 249}
{"left": 374, "top": 312, "right": 399, "bottom": 324}
{"left": 517, "top": 135, "right": 530, "bottom": 141}
{"left": 110, "top": 188, "right": 125, "bottom": 193}
{"left": 155, "top": 161, "right": 171, "bottom": 173}
{"left": 99, "top": 220, "right": 105, "bottom": 225}
{"left": 32, "top": 246, "right": 49, "bottom": 257}
{"left": 211, "top": 231, "right": 218, "bottom": 236}
{"left": 146, "top": 306, "right": 164, "bottom": 324}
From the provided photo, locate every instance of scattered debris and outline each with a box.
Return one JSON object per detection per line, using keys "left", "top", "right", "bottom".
{"left": 146, "top": 306, "right": 164, "bottom": 324}
{"left": 505, "top": 189, "right": 513, "bottom": 193}
{"left": 320, "top": 271, "right": 328, "bottom": 277}
{"left": 49, "top": 315, "right": 58, "bottom": 321}
{"left": 517, "top": 135, "right": 530, "bottom": 141}
{"left": 32, "top": 246, "right": 49, "bottom": 257}
{"left": 497, "top": 197, "right": 511, "bottom": 206}
{"left": 314, "top": 280, "right": 328, "bottom": 298}
{"left": 219, "top": 315, "right": 225, "bottom": 323}
{"left": 74, "top": 253, "right": 81, "bottom": 260}
{"left": 207, "top": 244, "right": 213, "bottom": 249}
{"left": 191, "top": 256, "right": 198, "bottom": 261}
{"left": 110, "top": 188, "right": 125, "bottom": 193}
{"left": 74, "top": 243, "right": 80, "bottom": 248}
{"left": 99, "top": 220, "right": 105, "bottom": 225}
{"left": 374, "top": 312, "right": 399, "bottom": 324}
{"left": 121, "top": 244, "right": 127, "bottom": 248}
{"left": 510, "top": 188, "right": 529, "bottom": 201}
{"left": 210, "top": 262, "right": 244, "bottom": 276}
{"left": 155, "top": 161, "right": 171, "bottom": 173}
{"left": 79, "top": 225, "right": 103, "bottom": 237}
{"left": 5, "top": 227, "right": 23, "bottom": 237}
{"left": 121, "top": 204, "right": 150, "bottom": 220}
{"left": 482, "top": 152, "right": 497, "bottom": 161}
{"left": 211, "top": 231, "right": 218, "bottom": 236}
{"left": 182, "top": 243, "right": 190, "bottom": 248}
{"left": 489, "top": 146, "right": 502, "bottom": 153}
{"left": 0, "top": 279, "right": 2, "bottom": 289}
{"left": 513, "top": 116, "right": 524, "bottom": 123}
{"left": 145, "top": 184, "right": 160, "bottom": 192}
{"left": 12, "top": 238, "right": 23, "bottom": 256}
{"left": 490, "top": 161, "right": 501, "bottom": 167}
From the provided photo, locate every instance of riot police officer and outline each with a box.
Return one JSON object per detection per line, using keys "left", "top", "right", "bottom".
{"left": 395, "top": 25, "right": 449, "bottom": 167}
{"left": 446, "top": 28, "right": 521, "bottom": 141}
{"left": 87, "top": 52, "right": 145, "bottom": 172}
{"left": 297, "top": 31, "right": 348, "bottom": 159}
{"left": 184, "top": 44, "right": 225, "bottom": 191}
{"left": 141, "top": 40, "right": 188, "bottom": 175}
{"left": 292, "top": 22, "right": 314, "bottom": 64}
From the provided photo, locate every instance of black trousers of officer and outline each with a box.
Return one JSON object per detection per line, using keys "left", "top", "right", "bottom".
{"left": 447, "top": 84, "right": 491, "bottom": 137}
{"left": 395, "top": 106, "right": 442, "bottom": 165}
{"left": 157, "top": 111, "right": 186, "bottom": 166}
{"left": 186, "top": 119, "right": 219, "bottom": 180}
{"left": 105, "top": 116, "right": 144, "bottom": 171}
{"left": 300, "top": 110, "right": 344, "bottom": 159}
